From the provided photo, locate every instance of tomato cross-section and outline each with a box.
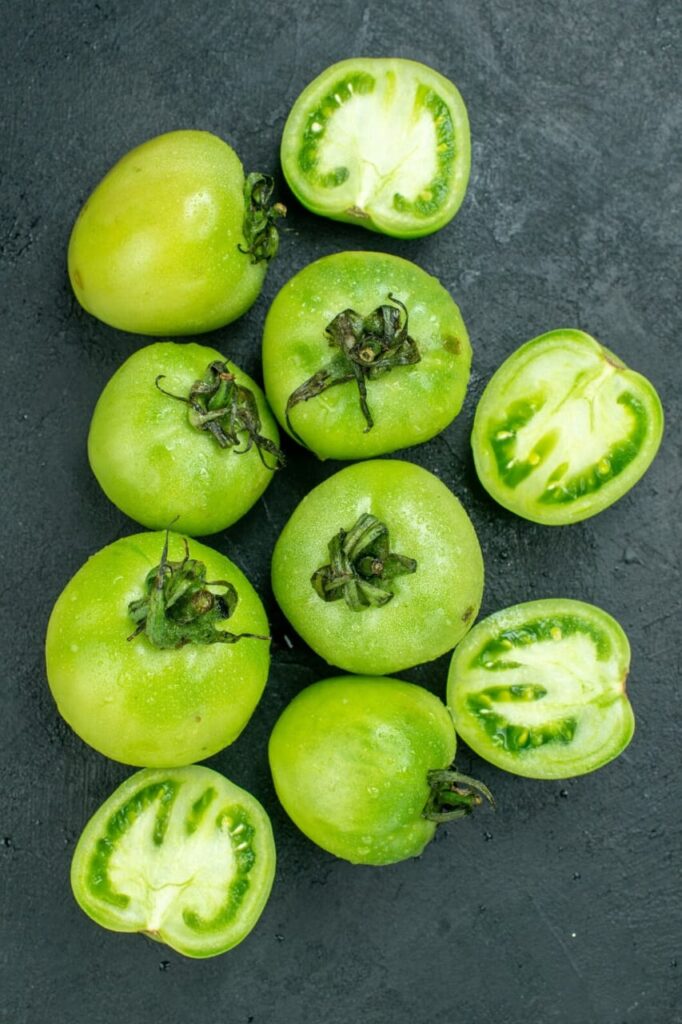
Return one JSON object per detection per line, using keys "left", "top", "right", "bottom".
{"left": 447, "top": 599, "right": 634, "bottom": 778}
{"left": 471, "top": 329, "right": 663, "bottom": 525}
{"left": 71, "top": 766, "right": 275, "bottom": 957}
{"left": 281, "top": 58, "right": 470, "bottom": 238}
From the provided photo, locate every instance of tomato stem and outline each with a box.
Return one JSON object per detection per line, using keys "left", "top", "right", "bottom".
{"left": 156, "top": 361, "right": 286, "bottom": 470}
{"left": 285, "top": 294, "right": 421, "bottom": 446}
{"left": 423, "top": 769, "right": 495, "bottom": 823}
{"left": 127, "top": 532, "right": 269, "bottom": 648}
{"left": 239, "top": 172, "right": 285, "bottom": 263}
{"left": 311, "top": 512, "right": 416, "bottom": 611}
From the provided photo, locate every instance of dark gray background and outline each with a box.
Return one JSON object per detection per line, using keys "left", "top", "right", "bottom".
{"left": 1, "top": 2, "right": 680, "bottom": 1022}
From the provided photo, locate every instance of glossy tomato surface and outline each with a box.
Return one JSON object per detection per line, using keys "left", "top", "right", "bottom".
{"left": 68, "top": 130, "right": 275, "bottom": 335}
{"left": 472, "top": 329, "right": 664, "bottom": 525}
{"left": 281, "top": 58, "right": 470, "bottom": 238}
{"left": 447, "top": 598, "right": 634, "bottom": 778}
{"left": 269, "top": 676, "right": 457, "bottom": 864}
{"left": 88, "top": 341, "right": 281, "bottom": 535}
{"left": 71, "top": 765, "right": 276, "bottom": 958}
{"left": 45, "top": 532, "right": 270, "bottom": 767}
{"left": 271, "top": 460, "right": 484, "bottom": 674}
{"left": 262, "top": 251, "right": 471, "bottom": 459}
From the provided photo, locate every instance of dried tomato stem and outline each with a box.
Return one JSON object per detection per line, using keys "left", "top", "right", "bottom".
{"left": 311, "top": 512, "right": 416, "bottom": 611}
{"left": 285, "top": 294, "right": 420, "bottom": 446}
{"left": 239, "top": 172, "right": 286, "bottom": 264}
{"left": 156, "top": 361, "right": 285, "bottom": 470}
{"left": 423, "top": 769, "right": 495, "bottom": 823}
{"left": 127, "top": 532, "right": 268, "bottom": 649}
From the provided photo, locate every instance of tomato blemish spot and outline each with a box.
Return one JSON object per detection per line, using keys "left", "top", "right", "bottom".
{"left": 73, "top": 269, "right": 84, "bottom": 290}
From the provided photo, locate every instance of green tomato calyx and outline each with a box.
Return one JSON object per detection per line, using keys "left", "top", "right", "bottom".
{"left": 311, "top": 512, "right": 416, "bottom": 611}
{"left": 423, "top": 769, "right": 495, "bottom": 823}
{"left": 156, "top": 361, "right": 286, "bottom": 470}
{"left": 239, "top": 172, "right": 286, "bottom": 264}
{"left": 128, "top": 532, "right": 269, "bottom": 648}
{"left": 285, "top": 294, "right": 421, "bottom": 444}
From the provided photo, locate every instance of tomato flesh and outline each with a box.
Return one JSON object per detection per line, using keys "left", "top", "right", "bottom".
{"left": 262, "top": 251, "right": 471, "bottom": 459}
{"left": 281, "top": 59, "right": 470, "bottom": 238}
{"left": 271, "top": 460, "right": 484, "bottom": 675}
{"left": 269, "top": 676, "right": 457, "bottom": 865}
{"left": 68, "top": 130, "right": 272, "bottom": 335}
{"left": 472, "top": 330, "right": 664, "bottom": 524}
{"left": 45, "top": 532, "right": 270, "bottom": 767}
{"left": 71, "top": 766, "right": 275, "bottom": 957}
{"left": 447, "top": 599, "right": 634, "bottom": 779}
{"left": 88, "top": 341, "right": 281, "bottom": 535}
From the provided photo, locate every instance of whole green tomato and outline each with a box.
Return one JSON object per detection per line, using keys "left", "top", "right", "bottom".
{"left": 88, "top": 341, "right": 283, "bottom": 535}
{"left": 269, "top": 676, "right": 492, "bottom": 865}
{"left": 68, "top": 130, "right": 284, "bottom": 335}
{"left": 45, "top": 531, "right": 270, "bottom": 767}
{"left": 271, "top": 460, "right": 484, "bottom": 674}
{"left": 71, "top": 765, "right": 276, "bottom": 958}
{"left": 281, "top": 58, "right": 470, "bottom": 238}
{"left": 447, "top": 598, "right": 634, "bottom": 779}
{"left": 262, "top": 251, "right": 471, "bottom": 459}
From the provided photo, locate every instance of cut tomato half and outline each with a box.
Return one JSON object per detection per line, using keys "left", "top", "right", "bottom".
{"left": 472, "top": 330, "right": 664, "bottom": 525}
{"left": 71, "top": 766, "right": 276, "bottom": 958}
{"left": 447, "top": 599, "right": 634, "bottom": 779}
{"left": 281, "top": 58, "right": 470, "bottom": 238}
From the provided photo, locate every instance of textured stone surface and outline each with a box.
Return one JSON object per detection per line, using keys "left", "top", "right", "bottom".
{"left": 1, "top": 2, "right": 680, "bottom": 1022}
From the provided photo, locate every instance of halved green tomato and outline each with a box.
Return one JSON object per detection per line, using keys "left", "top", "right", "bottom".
{"left": 447, "top": 599, "right": 634, "bottom": 779}
{"left": 71, "top": 766, "right": 276, "bottom": 958}
{"left": 472, "top": 330, "right": 664, "bottom": 525}
{"left": 262, "top": 251, "right": 471, "bottom": 459}
{"left": 281, "top": 58, "right": 470, "bottom": 238}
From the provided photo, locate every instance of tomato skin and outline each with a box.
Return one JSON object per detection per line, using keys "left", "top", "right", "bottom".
{"left": 447, "top": 599, "right": 634, "bottom": 779}
{"left": 71, "top": 765, "right": 276, "bottom": 957}
{"left": 472, "top": 329, "right": 664, "bottom": 525}
{"left": 269, "top": 676, "right": 457, "bottom": 865}
{"left": 45, "top": 532, "right": 270, "bottom": 767}
{"left": 271, "top": 460, "right": 484, "bottom": 675}
{"left": 262, "top": 251, "right": 471, "bottom": 460}
{"left": 281, "top": 58, "right": 470, "bottom": 238}
{"left": 87, "top": 341, "right": 280, "bottom": 535}
{"left": 68, "top": 130, "right": 268, "bottom": 335}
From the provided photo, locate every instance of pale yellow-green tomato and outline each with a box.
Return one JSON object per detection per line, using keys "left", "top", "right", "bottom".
{"left": 69, "top": 130, "right": 280, "bottom": 335}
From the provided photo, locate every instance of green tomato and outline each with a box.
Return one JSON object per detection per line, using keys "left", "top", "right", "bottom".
{"left": 262, "top": 251, "right": 471, "bottom": 459}
{"left": 45, "top": 531, "right": 270, "bottom": 767}
{"left": 71, "top": 765, "right": 275, "bottom": 958}
{"left": 472, "top": 329, "right": 664, "bottom": 525}
{"left": 447, "top": 598, "right": 634, "bottom": 779}
{"left": 271, "top": 460, "right": 484, "bottom": 674}
{"left": 269, "top": 676, "right": 491, "bottom": 865}
{"left": 281, "top": 58, "right": 470, "bottom": 238}
{"left": 88, "top": 341, "right": 283, "bottom": 535}
{"left": 68, "top": 130, "right": 284, "bottom": 335}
